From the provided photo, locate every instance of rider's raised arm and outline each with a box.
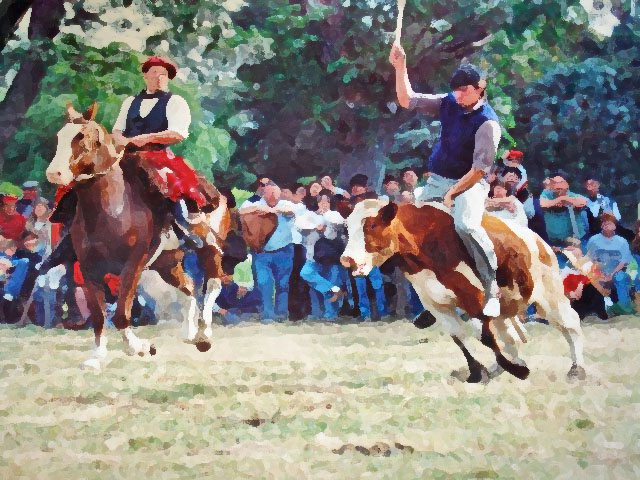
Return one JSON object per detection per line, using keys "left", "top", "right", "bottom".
{"left": 390, "top": 44, "right": 445, "bottom": 115}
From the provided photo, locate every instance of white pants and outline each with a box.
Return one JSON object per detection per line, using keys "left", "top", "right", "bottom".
{"left": 416, "top": 174, "right": 497, "bottom": 291}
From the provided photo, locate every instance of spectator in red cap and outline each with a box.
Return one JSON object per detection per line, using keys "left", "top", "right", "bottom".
{"left": 0, "top": 195, "right": 27, "bottom": 241}
{"left": 111, "top": 55, "right": 206, "bottom": 248}
{"left": 501, "top": 149, "right": 528, "bottom": 191}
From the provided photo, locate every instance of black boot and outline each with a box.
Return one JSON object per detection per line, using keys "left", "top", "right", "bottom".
{"left": 413, "top": 310, "right": 437, "bottom": 329}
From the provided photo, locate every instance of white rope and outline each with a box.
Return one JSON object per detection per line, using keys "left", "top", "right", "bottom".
{"left": 394, "top": 0, "right": 406, "bottom": 45}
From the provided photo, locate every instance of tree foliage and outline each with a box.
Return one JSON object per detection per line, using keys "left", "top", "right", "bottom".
{"left": 0, "top": 0, "right": 638, "bottom": 221}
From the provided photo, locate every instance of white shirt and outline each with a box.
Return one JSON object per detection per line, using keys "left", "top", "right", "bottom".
{"left": 113, "top": 92, "right": 191, "bottom": 139}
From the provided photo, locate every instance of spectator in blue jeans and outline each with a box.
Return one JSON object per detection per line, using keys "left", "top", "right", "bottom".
{"left": 0, "top": 238, "right": 29, "bottom": 323}
{"left": 586, "top": 213, "right": 635, "bottom": 316}
{"left": 240, "top": 184, "right": 297, "bottom": 323}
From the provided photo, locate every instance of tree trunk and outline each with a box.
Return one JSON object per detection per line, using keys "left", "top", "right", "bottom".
{"left": 0, "top": 0, "right": 34, "bottom": 53}
{"left": 0, "top": 0, "right": 65, "bottom": 174}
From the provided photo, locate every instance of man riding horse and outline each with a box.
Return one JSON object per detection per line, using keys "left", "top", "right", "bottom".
{"left": 51, "top": 55, "right": 213, "bottom": 249}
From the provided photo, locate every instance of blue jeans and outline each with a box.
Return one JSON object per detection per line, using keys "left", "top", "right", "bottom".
{"left": 613, "top": 270, "right": 633, "bottom": 309}
{"left": 254, "top": 244, "right": 294, "bottom": 320}
{"left": 183, "top": 251, "right": 204, "bottom": 294}
{"left": 354, "top": 266, "right": 387, "bottom": 319}
{"left": 4, "top": 257, "right": 29, "bottom": 299}
{"left": 33, "top": 285, "right": 58, "bottom": 329}
{"left": 301, "top": 260, "right": 342, "bottom": 319}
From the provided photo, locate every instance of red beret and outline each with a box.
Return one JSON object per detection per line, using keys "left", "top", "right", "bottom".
{"left": 2, "top": 195, "right": 19, "bottom": 204}
{"left": 141, "top": 56, "right": 177, "bottom": 79}
{"left": 506, "top": 150, "right": 524, "bottom": 161}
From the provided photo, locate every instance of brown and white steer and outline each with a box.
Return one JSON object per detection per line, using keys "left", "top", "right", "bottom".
{"left": 341, "top": 199, "right": 586, "bottom": 382}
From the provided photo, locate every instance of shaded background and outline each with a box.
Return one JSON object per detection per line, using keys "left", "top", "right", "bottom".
{"left": 0, "top": 0, "right": 638, "bottom": 222}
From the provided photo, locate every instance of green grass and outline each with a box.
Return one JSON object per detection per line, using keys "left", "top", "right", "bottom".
{"left": 1, "top": 317, "right": 639, "bottom": 479}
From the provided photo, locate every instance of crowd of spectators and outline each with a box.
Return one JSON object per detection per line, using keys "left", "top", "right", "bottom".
{"left": 0, "top": 150, "right": 638, "bottom": 329}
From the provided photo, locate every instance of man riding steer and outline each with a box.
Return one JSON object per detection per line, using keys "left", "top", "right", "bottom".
{"left": 390, "top": 45, "right": 502, "bottom": 317}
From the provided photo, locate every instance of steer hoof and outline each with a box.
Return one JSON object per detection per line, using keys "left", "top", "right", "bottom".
{"left": 467, "top": 364, "right": 490, "bottom": 384}
{"left": 568, "top": 364, "right": 586, "bottom": 380}
{"left": 149, "top": 344, "right": 157, "bottom": 356}
{"left": 413, "top": 310, "right": 437, "bottom": 329}
{"left": 196, "top": 341, "right": 211, "bottom": 352}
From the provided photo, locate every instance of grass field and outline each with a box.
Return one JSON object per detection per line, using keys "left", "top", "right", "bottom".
{"left": 1, "top": 316, "right": 639, "bottom": 479}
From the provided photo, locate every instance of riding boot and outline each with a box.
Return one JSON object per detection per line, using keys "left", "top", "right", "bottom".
{"left": 172, "top": 200, "right": 203, "bottom": 249}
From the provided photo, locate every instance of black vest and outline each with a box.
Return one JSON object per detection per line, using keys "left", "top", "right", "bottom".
{"left": 123, "top": 90, "right": 173, "bottom": 144}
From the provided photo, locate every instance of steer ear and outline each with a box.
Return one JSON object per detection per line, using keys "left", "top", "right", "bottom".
{"left": 83, "top": 102, "right": 98, "bottom": 121}
{"left": 66, "top": 102, "right": 84, "bottom": 122}
{"left": 378, "top": 202, "right": 398, "bottom": 226}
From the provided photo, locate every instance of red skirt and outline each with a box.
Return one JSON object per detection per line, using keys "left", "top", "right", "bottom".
{"left": 138, "top": 150, "right": 207, "bottom": 207}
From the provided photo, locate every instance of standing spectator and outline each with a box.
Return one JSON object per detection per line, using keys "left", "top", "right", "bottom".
{"left": 586, "top": 213, "right": 635, "bottom": 316}
{"left": 307, "top": 180, "right": 323, "bottom": 199}
{"left": 400, "top": 167, "right": 419, "bottom": 193}
{"left": 485, "top": 181, "right": 527, "bottom": 227}
{"left": 320, "top": 175, "right": 350, "bottom": 199}
{"left": 0, "top": 195, "right": 27, "bottom": 241}
{"left": 17, "top": 181, "right": 40, "bottom": 218}
{"left": 240, "top": 184, "right": 297, "bottom": 323}
{"left": 540, "top": 176, "right": 588, "bottom": 247}
{"left": 501, "top": 167, "right": 534, "bottom": 218}
{"left": 347, "top": 174, "right": 388, "bottom": 321}
{"left": 400, "top": 190, "right": 415, "bottom": 205}
{"left": 583, "top": 178, "right": 633, "bottom": 241}
{"left": 281, "top": 183, "right": 311, "bottom": 321}
{"left": 380, "top": 174, "right": 402, "bottom": 203}
{"left": 246, "top": 176, "right": 271, "bottom": 203}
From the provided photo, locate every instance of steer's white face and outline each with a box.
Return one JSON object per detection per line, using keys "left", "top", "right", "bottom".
{"left": 46, "top": 122, "right": 85, "bottom": 186}
{"left": 341, "top": 199, "right": 387, "bottom": 276}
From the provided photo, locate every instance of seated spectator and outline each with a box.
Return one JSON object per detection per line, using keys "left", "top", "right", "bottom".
{"left": 320, "top": 175, "right": 350, "bottom": 199}
{"left": 380, "top": 174, "right": 401, "bottom": 203}
{"left": 561, "top": 238, "right": 609, "bottom": 320}
{"left": 307, "top": 180, "right": 323, "bottom": 199}
{"left": 17, "top": 181, "right": 40, "bottom": 218}
{"left": 400, "top": 190, "right": 414, "bottom": 205}
{"left": 216, "top": 274, "right": 262, "bottom": 325}
{"left": 0, "top": 238, "right": 29, "bottom": 323}
{"left": 586, "top": 213, "right": 635, "bottom": 316}
{"left": 500, "top": 150, "right": 528, "bottom": 190}
{"left": 486, "top": 181, "right": 527, "bottom": 227}
{"left": 0, "top": 194, "right": 27, "bottom": 241}
{"left": 540, "top": 176, "right": 588, "bottom": 247}
{"left": 25, "top": 198, "right": 52, "bottom": 257}
{"left": 349, "top": 174, "right": 378, "bottom": 205}
{"left": 501, "top": 167, "right": 534, "bottom": 218}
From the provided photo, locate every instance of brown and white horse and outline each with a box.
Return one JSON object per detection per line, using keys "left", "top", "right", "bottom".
{"left": 46, "top": 103, "right": 228, "bottom": 368}
{"left": 341, "top": 199, "right": 586, "bottom": 383}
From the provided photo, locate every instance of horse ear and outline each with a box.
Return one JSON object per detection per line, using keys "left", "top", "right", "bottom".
{"left": 83, "top": 102, "right": 98, "bottom": 121}
{"left": 66, "top": 102, "right": 83, "bottom": 122}
{"left": 378, "top": 202, "right": 398, "bottom": 226}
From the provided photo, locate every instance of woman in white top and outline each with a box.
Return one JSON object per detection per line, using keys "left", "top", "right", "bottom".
{"left": 486, "top": 181, "right": 527, "bottom": 227}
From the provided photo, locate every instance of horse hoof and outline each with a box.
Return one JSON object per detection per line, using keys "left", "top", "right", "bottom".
{"left": 568, "top": 364, "right": 586, "bottom": 380}
{"left": 196, "top": 341, "right": 211, "bottom": 353}
{"left": 82, "top": 358, "right": 102, "bottom": 371}
{"left": 149, "top": 344, "right": 157, "bottom": 356}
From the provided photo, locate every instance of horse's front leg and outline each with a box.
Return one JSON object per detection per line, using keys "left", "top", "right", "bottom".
{"left": 112, "top": 253, "right": 156, "bottom": 357}
{"left": 81, "top": 280, "right": 108, "bottom": 370}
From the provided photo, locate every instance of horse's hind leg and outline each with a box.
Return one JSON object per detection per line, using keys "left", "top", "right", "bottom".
{"left": 152, "top": 250, "right": 202, "bottom": 347}
{"left": 536, "top": 293, "right": 586, "bottom": 380}
{"left": 82, "top": 281, "right": 107, "bottom": 370}
{"left": 113, "top": 253, "right": 155, "bottom": 357}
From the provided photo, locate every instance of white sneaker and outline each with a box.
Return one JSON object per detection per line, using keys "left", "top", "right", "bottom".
{"left": 483, "top": 297, "right": 501, "bottom": 317}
